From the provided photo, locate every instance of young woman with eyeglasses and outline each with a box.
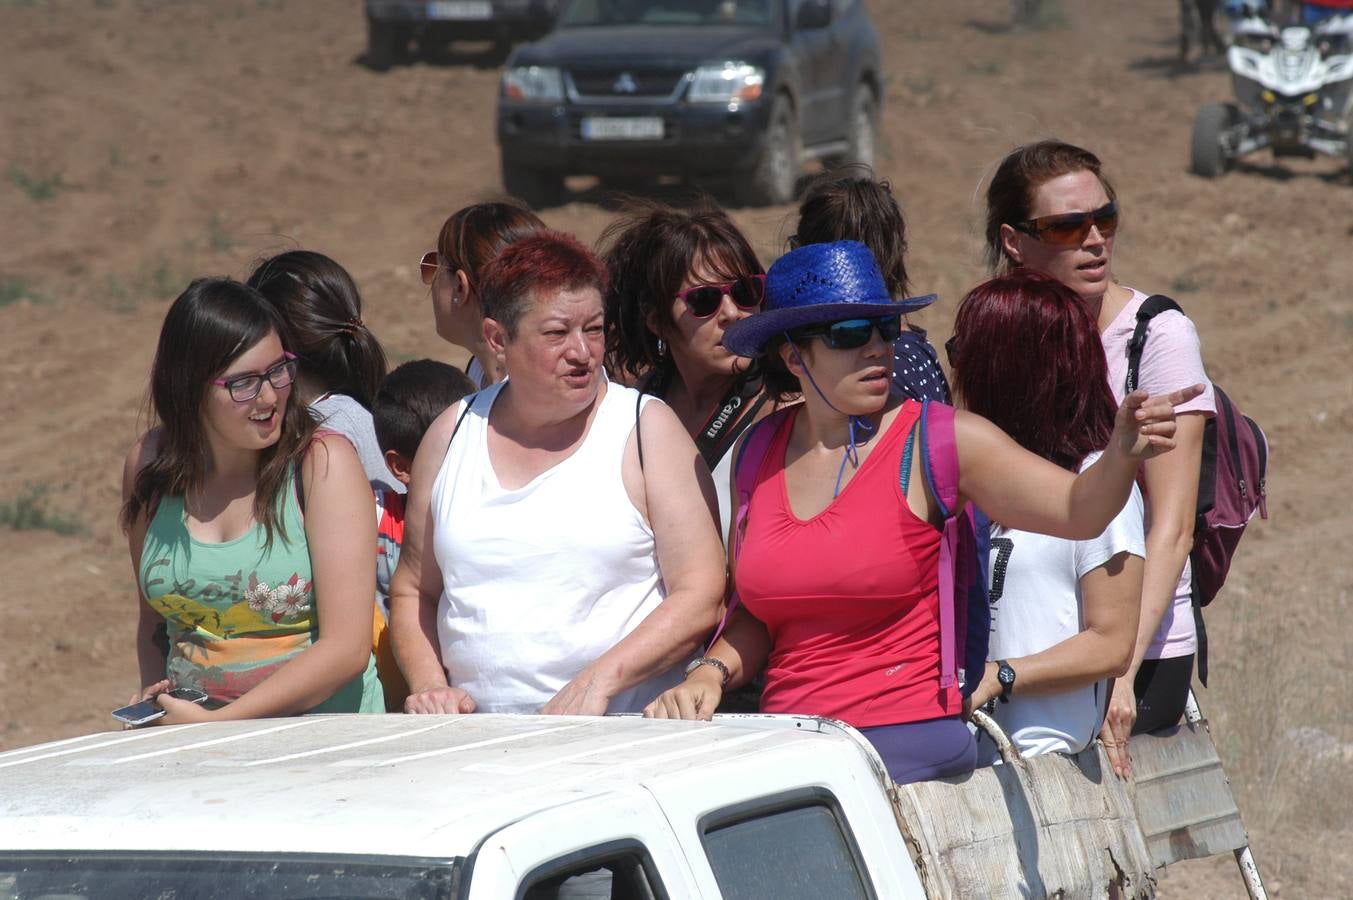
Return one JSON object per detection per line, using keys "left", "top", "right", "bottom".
{"left": 119, "top": 278, "right": 384, "bottom": 724}
{"left": 421, "top": 200, "right": 546, "bottom": 390}
{"left": 601, "top": 200, "right": 777, "bottom": 542}
{"left": 985, "top": 140, "right": 1217, "bottom": 772}
{"left": 248, "top": 250, "right": 398, "bottom": 495}
{"left": 642, "top": 241, "right": 1200, "bottom": 785}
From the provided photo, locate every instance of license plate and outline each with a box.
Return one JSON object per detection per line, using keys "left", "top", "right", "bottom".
{"left": 427, "top": 1, "right": 492, "bottom": 20}
{"left": 581, "top": 117, "right": 664, "bottom": 141}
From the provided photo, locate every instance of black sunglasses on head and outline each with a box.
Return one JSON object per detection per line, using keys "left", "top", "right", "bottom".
{"left": 790, "top": 315, "right": 903, "bottom": 350}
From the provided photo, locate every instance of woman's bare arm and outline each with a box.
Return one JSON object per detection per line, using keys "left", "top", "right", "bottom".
{"left": 968, "top": 551, "right": 1142, "bottom": 709}
{"left": 389, "top": 402, "right": 477, "bottom": 714}
{"left": 122, "top": 431, "right": 170, "bottom": 698}
{"left": 1127, "top": 413, "right": 1205, "bottom": 674}
{"left": 1098, "top": 413, "right": 1206, "bottom": 775}
{"left": 644, "top": 421, "right": 775, "bottom": 721}
{"left": 954, "top": 386, "right": 1202, "bottom": 539}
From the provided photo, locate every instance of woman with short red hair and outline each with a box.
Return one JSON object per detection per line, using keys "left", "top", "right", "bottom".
{"left": 389, "top": 231, "right": 725, "bottom": 716}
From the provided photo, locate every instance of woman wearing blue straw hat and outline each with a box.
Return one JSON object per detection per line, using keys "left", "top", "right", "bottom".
{"left": 643, "top": 240, "right": 1203, "bottom": 785}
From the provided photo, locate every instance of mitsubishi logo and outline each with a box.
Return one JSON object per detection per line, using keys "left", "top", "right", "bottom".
{"left": 613, "top": 72, "right": 638, "bottom": 93}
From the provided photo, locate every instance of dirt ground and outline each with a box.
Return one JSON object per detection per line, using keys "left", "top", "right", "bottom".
{"left": 1, "top": 0, "right": 1350, "bottom": 895}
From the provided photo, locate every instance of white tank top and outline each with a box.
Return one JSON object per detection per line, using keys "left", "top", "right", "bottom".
{"left": 429, "top": 380, "right": 686, "bottom": 713}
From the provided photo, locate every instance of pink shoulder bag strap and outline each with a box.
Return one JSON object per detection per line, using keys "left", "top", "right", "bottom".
{"left": 707, "top": 407, "right": 788, "bottom": 648}
{"left": 919, "top": 400, "right": 964, "bottom": 690}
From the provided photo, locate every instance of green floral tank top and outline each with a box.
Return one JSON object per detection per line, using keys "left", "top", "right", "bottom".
{"left": 138, "top": 465, "right": 383, "bottom": 713}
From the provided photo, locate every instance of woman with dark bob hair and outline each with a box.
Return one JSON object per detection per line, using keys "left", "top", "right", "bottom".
{"left": 420, "top": 200, "right": 546, "bottom": 389}
{"left": 950, "top": 269, "right": 1144, "bottom": 773}
{"left": 984, "top": 140, "right": 1216, "bottom": 768}
{"left": 602, "top": 200, "right": 777, "bottom": 538}
{"left": 790, "top": 170, "right": 948, "bottom": 403}
{"left": 120, "top": 278, "right": 384, "bottom": 722}
{"left": 248, "top": 250, "right": 398, "bottom": 494}
{"left": 390, "top": 231, "right": 725, "bottom": 717}
{"left": 643, "top": 241, "right": 1200, "bottom": 785}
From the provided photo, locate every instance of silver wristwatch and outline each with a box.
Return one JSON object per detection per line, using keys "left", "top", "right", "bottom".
{"left": 684, "top": 656, "right": 730, "bottom": 687}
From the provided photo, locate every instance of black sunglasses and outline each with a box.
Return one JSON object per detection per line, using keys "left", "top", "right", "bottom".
{"left": 1013, "top": 201, "right": 1119, "bottom": 245}
{"left": 674, "top": 274, "right": 766, "bottom": 319}
{"left": 790, "top": 316, "right": 903, "bottom": 350}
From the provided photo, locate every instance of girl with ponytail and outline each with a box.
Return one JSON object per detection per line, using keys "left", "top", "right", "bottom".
{"left": 248, "top": 250, "right": 398, "bottom": 494}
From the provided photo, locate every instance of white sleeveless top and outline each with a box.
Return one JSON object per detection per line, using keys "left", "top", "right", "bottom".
{"left": 429, "top": 380, "right": 686, "bottom": 714}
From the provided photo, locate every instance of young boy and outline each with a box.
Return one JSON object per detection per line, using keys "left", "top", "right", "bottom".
{"left": 370, "top": 359, "right": 477, "bottom": 711}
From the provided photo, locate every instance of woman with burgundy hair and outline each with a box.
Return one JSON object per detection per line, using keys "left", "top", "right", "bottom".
{"left": 950, "top": 269, "right": 1144, "bottom": 772}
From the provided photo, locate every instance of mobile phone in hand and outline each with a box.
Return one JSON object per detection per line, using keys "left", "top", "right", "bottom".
{"left": 112, "top": 688, "right": 209, "bottom": 726}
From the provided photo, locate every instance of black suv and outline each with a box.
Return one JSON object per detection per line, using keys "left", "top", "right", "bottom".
{"left": 496, "top": 0, "right": 883, "bottom": 206}
{"left": 364, "top": 0, "right": 562, "bottom": 71}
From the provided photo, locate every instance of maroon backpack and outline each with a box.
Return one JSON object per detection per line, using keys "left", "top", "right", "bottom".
{"left": 1127, "top": 295, "right": 1269, "bottom": 681}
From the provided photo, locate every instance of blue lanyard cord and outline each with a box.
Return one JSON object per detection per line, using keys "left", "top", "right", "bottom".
{"left": 785, "top": 337, "right": 876, "bottom": 497}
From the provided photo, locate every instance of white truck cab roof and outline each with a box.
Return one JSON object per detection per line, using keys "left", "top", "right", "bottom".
{"left": 0, "top": 713, "right": 926, "bottom": 899}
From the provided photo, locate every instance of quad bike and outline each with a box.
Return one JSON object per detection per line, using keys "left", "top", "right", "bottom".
{"left": 1191, "top": 9, "right": 1353, "bottom": 176}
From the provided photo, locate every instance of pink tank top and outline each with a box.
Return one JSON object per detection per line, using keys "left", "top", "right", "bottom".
{"left": 736, "top": 401, "right": 959, "bottom": 727}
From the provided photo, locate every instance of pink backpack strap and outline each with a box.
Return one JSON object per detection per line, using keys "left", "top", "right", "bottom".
{"left": 919, "top": 400, "right": 962, "bottom": 689}
{"left": 708, "top": 408, "right": 787, "bottom": 649}
{"left": 920, "top": 400, "right": 959, "bottom": 519}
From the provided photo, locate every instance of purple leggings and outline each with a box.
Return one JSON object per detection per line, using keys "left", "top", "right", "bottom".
{"left": 859, "top": 716, "right": 978, "bottom": 785}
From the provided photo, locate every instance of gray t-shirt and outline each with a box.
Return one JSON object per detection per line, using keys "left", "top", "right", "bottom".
{"left": 311, "top": 393, "right": 404, "bottom": 495}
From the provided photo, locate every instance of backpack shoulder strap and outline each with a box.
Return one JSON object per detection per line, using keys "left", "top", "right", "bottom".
{"left": 709, "top": 407, "right": 787, "bottom": 649}
{"left": 635, "top": 388, "right": 646, "bottom": 472}
{"left": 1126, "top": 294, "right": 1185, "bottom": 393}
{"left": 919, "top": 399, "right": 959, "bottom": 521}
{"left": 446, "top": 395, "right": 476, "bottom": 448}
{"left": 729, "top": 408, "right": 785, "bottom": 571}
{"left": 917, "top": 399, "right": 965, "bottom": 690}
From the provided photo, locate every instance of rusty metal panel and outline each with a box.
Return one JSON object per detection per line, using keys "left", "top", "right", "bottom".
{"left": 1129, "top": 718, "right": 1250, "bottom": 868}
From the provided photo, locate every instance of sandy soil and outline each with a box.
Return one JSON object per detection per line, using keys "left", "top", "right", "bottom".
{"left": 1, "top": 0, "right": 1350, "bottom": 895}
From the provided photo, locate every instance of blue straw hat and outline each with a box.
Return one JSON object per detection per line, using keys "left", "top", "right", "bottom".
{"left": 722, "top": 240, "right": 937, "bottom": 358}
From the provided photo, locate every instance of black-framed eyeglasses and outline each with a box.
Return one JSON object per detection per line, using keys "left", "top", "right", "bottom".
{"left": 674, "top": 274, "right": 766, "bottom": 319}
{"left": 790, "top": 315, "right": 903, "bottom": 350}
{"left": 944, "top": 334, "right": 958, "bottom": 368}
{"left": 1013, "top": 201, "right": 1119, "bottom": 245}
{"left": 211, "top": 353, "right": 299, "bottom": 403}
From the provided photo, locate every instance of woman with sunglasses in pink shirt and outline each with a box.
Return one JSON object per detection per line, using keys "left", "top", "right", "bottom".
{"left": 985, "top": 140, "right": 1217, "bottom": 776}
{"left": 643, "top": 241, "right": 1201, "bottom": 785}
{"left": 601, "top": 201, "right": 781, "bottom": 545}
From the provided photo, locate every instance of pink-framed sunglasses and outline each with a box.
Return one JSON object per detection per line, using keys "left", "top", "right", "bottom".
{"left": 674, "top": 274, "right": 766, "bottom": 319}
